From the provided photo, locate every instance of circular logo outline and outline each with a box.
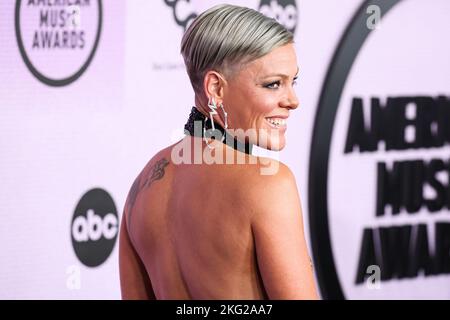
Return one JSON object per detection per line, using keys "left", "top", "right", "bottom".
{"left": 15, "top": 0, "right": 103, "bottom": 87}
{"left": 308, "top": 0, "right": 401, "bottom": 299}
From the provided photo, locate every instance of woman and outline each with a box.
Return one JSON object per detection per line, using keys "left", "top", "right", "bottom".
{"left": 119, "top": 4, "right": 319, "bottom": 300}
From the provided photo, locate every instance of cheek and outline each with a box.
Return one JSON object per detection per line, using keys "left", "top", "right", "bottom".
{"left": 225, "top": 86, "right": 279, "bottom": 125}
{"left": 249, "top": 93, "right": 278, "bottom": 116}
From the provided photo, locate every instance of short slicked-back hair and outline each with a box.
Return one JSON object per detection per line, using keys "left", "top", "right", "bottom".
{"left": 180, "top": 4, "right": 294, "bottom": 97}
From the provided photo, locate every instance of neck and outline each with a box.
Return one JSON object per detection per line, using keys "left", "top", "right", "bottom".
{"left": 184, "top": 106, "right": 253, "bottom": 155}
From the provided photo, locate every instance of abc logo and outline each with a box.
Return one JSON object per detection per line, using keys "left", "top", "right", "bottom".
{"left": 259, "top": 0, "right": 298, "bottom": 34}
{"left": 71, "top": 188, "right": 118, "bottom": 267}
{"left": 72, "top": 209, "right": 117, "bottom": 242}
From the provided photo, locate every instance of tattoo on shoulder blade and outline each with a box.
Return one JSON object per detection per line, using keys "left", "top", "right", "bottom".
{"left": 126, "top": 158, "right": 170, "bottom": 232}
{"left": 144, "top": 158, "right": 170, "bottom": 188}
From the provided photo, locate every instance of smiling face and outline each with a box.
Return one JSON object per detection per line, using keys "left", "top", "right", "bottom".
{"left": 222, "top": 43, "right": 299, "bottom": 151}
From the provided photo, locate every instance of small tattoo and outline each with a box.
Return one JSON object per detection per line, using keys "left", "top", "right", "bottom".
{"left": 126, "top": 158, "right": 170, "bottom": 233}
{"left": 144, "top": 158, "right": 170, "bottom": 188}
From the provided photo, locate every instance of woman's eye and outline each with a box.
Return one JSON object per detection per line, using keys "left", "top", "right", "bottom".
{"left": 265, "top": 81, "right": 280, "bottom": 89}
{"left": 265, "top": 77, "right": 298, "bottom": 89}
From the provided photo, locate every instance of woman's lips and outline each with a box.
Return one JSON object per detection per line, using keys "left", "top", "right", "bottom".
{"left": 265, "top": 117, "right": 287, "bottom": 130}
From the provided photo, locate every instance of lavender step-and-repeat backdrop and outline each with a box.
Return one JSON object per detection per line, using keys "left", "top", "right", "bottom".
{"left": 0, "top": 0, "right": 449, "bottom": 299}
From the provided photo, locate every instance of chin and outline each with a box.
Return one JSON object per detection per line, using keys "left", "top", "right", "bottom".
{"left": 267, "top": 139, "right": 286, "bottom": 151}
{"left": 255, "top": 132, "right": 286, "bottom": 151}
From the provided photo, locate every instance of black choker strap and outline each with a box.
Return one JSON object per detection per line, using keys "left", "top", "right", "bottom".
{"left": 184, "top": 106, "right": 253, "bottom": 155}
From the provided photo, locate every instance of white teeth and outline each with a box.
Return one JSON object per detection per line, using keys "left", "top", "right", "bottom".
{"left": 266, "top": 118, "right": 286, "bottom": 127}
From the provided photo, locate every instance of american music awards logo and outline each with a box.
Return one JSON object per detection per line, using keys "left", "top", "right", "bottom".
{"left": 164, "top": 0, "right": 298, "bottom": 35}
{"left": 15, "top": 0, "right": 102, "bottom": 86}
{"left": 309, "top": 0, "right": 450, "bottom": 299}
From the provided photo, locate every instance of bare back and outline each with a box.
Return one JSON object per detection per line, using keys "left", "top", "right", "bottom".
{"left": 119, "top": 136, "right": 269, "bottom": 299}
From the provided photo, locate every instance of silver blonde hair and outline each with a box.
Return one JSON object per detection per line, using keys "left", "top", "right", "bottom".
{"left": 180, "top": 4, "right": 294, "bottom": 97}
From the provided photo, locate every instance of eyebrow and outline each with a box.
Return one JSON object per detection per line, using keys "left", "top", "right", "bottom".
{"left": 260, "top": 66, "right": 300, "bottom": 79}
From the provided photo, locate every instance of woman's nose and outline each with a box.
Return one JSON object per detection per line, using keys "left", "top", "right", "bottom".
{"left": 280, "top": 87, "right": 299, "bottom": 110}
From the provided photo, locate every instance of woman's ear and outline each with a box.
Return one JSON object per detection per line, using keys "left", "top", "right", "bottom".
{"left": 203, "top": 70, "right": 226, "bottom": 103}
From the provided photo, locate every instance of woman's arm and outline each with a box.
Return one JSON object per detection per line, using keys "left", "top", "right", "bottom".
{"left": 249, "top": 161, "right": 319, "bottom": 300}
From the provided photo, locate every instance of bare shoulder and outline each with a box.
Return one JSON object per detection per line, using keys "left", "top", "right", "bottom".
{"left": 239, "top": 157, "right": 319, "bottom": 299}
{"left": 146, "top": 144, "right": 176, "bottom": 168}
{"left": 134, "top": 143, "right": 176, "bottom": 187}
{"left": 233, "top": 157, "right": 302, "bottom": 229}
{"left": 244, "top": 157, "right": 302, "bottom": 239}
{"left": 239, "top": 157, "right": 299, "bottom": 216}
{"left": 123, "top": 145, "right": 175, "bottom": 221}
